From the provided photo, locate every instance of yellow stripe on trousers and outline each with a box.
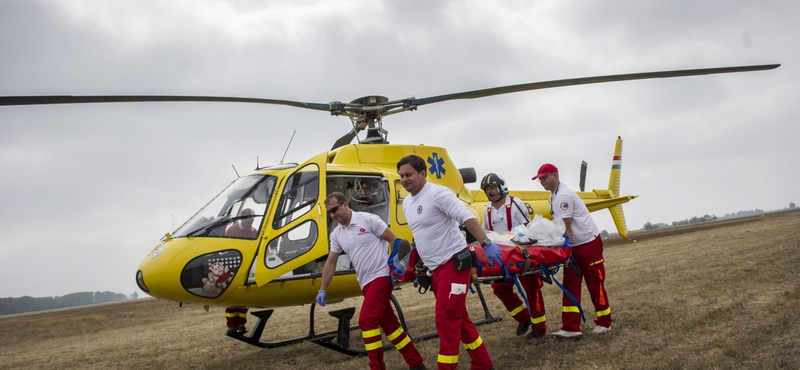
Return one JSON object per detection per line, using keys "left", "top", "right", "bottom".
{"left": 531, "top": 314, "right": 546, "bottom": 324}
{"left": 463, "top": 336, "right": 483, "bottom": 351}
{"left": 364, "top": 341, "right": 383, "bottom": 351}
{"left": 386, "top": 327, "right": 403, "bottom": 341}
{"left": 509, "top": 304, "right": 525, "bottom": 317}
{"left": 597, "top": 307, "right": 611, "bottom": 317}
{"left": 362, "top": 328, "right": 381, "bottom": 339}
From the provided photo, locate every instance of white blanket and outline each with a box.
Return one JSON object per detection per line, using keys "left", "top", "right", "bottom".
{"left": 486, "top": 214, "right": 566, "bottom": 247}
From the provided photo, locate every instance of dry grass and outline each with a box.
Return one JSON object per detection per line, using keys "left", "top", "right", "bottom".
{"left": 2, "top": 210, "right": 799, "bottom": 370}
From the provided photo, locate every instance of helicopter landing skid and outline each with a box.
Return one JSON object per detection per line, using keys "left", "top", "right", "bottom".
{"left": 226, "top": 283, "right": 501, "bottom": 356}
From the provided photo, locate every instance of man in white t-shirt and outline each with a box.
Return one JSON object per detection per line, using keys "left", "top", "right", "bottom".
{"left": 397, "top": 155, "right": 501, "bottom": 370}
{"left": 533, "top": 163, "right": 612, "bottom": 340}
{"left": 480, "top": 173, "right": 547, "bottom": 339}
{"left": 317, "top": 192, "right": 425, "bottom": 370}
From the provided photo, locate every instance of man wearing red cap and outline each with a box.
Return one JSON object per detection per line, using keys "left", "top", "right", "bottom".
{"left": 533, "top": 163, "right": 612, "bottom": 339}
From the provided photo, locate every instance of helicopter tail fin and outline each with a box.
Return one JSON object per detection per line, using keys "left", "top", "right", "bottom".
{"left": 607, "top": 136, "right": 636, "bottom": 242}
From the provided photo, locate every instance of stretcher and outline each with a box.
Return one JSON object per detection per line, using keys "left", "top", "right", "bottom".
{"left": 389, "top": 241, "right": 587, "bottom": 323}
{"left": 469, "top": 242, "right": 574, "bottom": 282}
{"left": 390, "top": 242, "right": 575, "bottom": 284}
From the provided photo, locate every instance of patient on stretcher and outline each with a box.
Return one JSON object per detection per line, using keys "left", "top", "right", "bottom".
{"left": 485, "top": 214, "right": 567, "bottom": 247}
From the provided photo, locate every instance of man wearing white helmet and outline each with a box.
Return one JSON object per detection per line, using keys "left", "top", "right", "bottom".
{"left": 480, "top": 173, "right": 547, "bottom": 339}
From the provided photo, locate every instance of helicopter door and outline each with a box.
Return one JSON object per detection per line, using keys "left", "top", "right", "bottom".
{"left": 253, "top": 152, "right": 328, "bottom": 286}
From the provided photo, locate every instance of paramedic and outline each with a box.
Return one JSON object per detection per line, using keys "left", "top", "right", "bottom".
{"left": 533, "top": 163, "right": 612, "bottom": 339}
{"left": 480, "top": 173, "right": 547, "bottom": 339}
{"left": 317, "top": 192, "right": 425, "bottom": 370}
{"left": 397, "top": 154, "right": 500, "bottom": 370}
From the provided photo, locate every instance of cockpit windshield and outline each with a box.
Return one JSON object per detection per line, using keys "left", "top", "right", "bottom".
{"left": 173, "top": 175, "right": 277, "bottom": 239}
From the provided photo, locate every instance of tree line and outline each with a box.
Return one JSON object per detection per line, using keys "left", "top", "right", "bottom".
{"left": 0, "top": 291, "right": 133, "bottom": 316}
{"left": 643, "top": 214, "right": 718, "bottom": 230}
{"left": 641, "top": 203, "right": 796, "bottom": 231}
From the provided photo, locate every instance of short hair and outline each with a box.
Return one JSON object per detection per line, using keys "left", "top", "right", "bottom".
{"left": 325, "top": 192, "right": 347, "bottom": 205}
{"left": 397, "top": 155, "right": 426, "bottom": 173}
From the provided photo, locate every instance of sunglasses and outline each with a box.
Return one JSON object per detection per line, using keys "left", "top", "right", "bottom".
{"left": 327, "top": 204, "right": 342, "bottom": 214}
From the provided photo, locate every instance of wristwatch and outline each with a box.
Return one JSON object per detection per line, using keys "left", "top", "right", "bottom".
{"left": 480, "top": 238, "right": 492, "bottom": 247}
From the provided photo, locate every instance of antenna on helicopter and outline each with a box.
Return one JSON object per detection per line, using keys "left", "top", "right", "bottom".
{"left": 232, "top": 164, "right": 240, "bottom": 178}
{"left": 280, "top": 130, "right": 296, "bottom": 165}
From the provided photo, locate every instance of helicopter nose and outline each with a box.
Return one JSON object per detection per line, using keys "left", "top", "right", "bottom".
{"left": 135, "top": 270, "right": 149, "bottom": 294}
{"left": 136, "top": 247, "right": 174, "bottom": 298}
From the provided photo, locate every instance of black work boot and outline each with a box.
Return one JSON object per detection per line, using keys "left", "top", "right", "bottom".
{"left": 515, "top": 321, "right": 531, "bottom": 336}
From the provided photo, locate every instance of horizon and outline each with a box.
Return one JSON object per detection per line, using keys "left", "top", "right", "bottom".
{"left": 4, "top": 205, "right": 793, "bottom": 301}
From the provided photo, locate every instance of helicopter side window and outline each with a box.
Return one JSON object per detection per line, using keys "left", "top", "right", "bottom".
{"left": 273, "top": 164, "right": 319, "bottom": 229}
{"left": 180, "top": 250, "right": 243, "bottom": 298}
{"left": 265, "top": 220, "right": 319, "bottom": 271}
{"left": 313, "top": 174, "right": 386, "bottom": 276}
{"left": 325, "top": 175, "right": 389, "bottom": 226}
{"left": 347, "top": 178, "right": 388, "bottom": 216}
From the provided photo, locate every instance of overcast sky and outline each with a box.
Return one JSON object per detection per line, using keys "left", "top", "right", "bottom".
{"left": 1, "top": 0, "right": 796, "bottom": 299}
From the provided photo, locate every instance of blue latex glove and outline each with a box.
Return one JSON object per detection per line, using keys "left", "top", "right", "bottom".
{"left": 390, "top": 239, "right": 412, "bottom": 275}
{"left": 483, "top": 243, "right": 502, "bottom": 267}
{"left": 315, "top": 291, "right": 327, "bottom": 306}
{"left": 387, "top": 239, "right": 401, "bottom": 274}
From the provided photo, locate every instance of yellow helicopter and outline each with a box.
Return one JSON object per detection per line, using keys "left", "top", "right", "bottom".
{"left": 0, "top": 63, "right": 779, "bottom": 353}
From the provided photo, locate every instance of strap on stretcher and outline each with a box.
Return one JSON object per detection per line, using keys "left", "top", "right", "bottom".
{"left": 510, "top": 261, "right": 586, "bottom": 323}
{"left": 504, "top": 265, "right": 532, "bottom": 318}
{"left": 475, "top": 260, "right": 586, "bottom": 324}
{"left": 538, "top": 262, "right": 586, "bottom": 323}
{"left": 516, "top": 243, "right": 533, "bottom": 274}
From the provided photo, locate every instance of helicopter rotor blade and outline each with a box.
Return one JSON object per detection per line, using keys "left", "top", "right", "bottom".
{"left": 331, "top": 128, "right": 359, "bottom": 150}
{"left": 1, "top": 63, "right": 779, "bottom": 149}
{"left": 408, "top": 63, "right": 781, "bottom": 106}
{"left": 1, "top": 64, "right": 779, "bottom": 112}
{"left": 0, "top": 95, "right": 336, "bottom": 112}
{"left": 331, "top": 120, "right": 371, "bottom": 150}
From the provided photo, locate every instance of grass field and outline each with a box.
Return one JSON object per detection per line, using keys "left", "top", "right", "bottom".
{"left": 2, "top": 209, "right": 799, "bottom": 370}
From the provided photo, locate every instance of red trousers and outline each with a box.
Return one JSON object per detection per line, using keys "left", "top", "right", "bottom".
{"left": 360, "top": 276, "right": 424, "bottom": 370}
{"left": 491, "top": 273, "right": 546, "bottom": 334}
{"left": 225, "top": 308, "right": 247, "bottom": 328}
{"left": 560, "top": 235, "right": 612, "bottom": 331}
{"left": 431, "top": 260, "right": 493, "bottom": 370}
